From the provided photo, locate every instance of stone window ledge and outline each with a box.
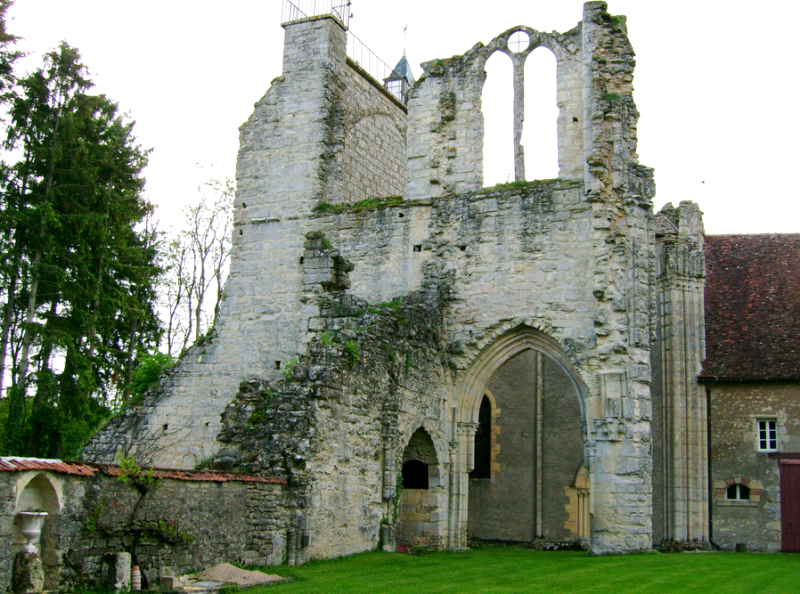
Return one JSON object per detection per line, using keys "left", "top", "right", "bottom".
{"left": 717, "top": 500, "right": 758, "bottom": 508}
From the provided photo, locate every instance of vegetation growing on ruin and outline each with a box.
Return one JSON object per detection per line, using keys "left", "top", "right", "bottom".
{"left": 116, "top": 454, "right": 158, "bottom": 489}
{"left": 314, "top": 195, "right": 404, "bottom": 215}
{"left": 126, "top": 352, "right": 176, "bottom": 407}
{"left": 282, "top": 359, "right": 298, "bottom": 381}
{"left": 607, "top": 14, "right": 626, "bottom": 27}
{"left": 478, "top": 178, "right": 581, "bottom": 195}
{"left": 369, "top": 299, "right": 404, "bottom": 314}
{"left": 344, "top": 340, "right": 360, "bottom": 366}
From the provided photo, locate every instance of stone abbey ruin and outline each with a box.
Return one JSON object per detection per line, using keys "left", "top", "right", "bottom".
{"left": 3, "top": 1, "right": 799, "bottom": 590}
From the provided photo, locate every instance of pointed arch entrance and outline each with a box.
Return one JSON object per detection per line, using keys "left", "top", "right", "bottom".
{"left": 450, "top": 324, "right": 590, "bottom": 549}
{"left": 397, "top": 428, "right": 446, "bottom": 550}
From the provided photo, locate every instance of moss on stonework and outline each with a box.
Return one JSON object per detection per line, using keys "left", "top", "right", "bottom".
{"left": 477, "top": 178, "right": 581, "bottom": 195}
{"left": 212, "top": 283, "right": 452, "bottom": 489}
{"left": 608, "top": 15, "right": 626, "bottom": 27}
{"left": 314, "top": 195, "right": 404, "bottom": 215}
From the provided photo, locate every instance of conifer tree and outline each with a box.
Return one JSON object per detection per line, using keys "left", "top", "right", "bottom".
{"left": 0, "top": 40, "right": 161, "bottom": 457}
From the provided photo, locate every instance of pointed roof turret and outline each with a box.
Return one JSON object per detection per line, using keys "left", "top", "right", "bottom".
{"left": 392, "top": 50, "right": 415, "bottom": 87}
{"left": 384, "top": 49, "right": 415, "bottom": 105}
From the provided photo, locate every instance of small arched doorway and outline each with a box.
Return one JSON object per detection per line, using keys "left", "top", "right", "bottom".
{"left": 565, "top": 463, "right": 591, "bottom": 542}
{"left": 396, "top": 428, "right": 445, "bottom": 550}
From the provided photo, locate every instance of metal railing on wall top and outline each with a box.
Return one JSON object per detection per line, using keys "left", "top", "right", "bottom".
{"left": 281, "top": 0, "right": 352, "bottom": 30}
{"left": 346, "top": 30, "right": 405, "bottom": 94}
{"left": 281, "top": 0, "right": 410, "bottom": 104}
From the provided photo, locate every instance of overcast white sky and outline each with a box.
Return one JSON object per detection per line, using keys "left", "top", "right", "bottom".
{"left": 7, "top": 1, "right": 799, "bottom": 235}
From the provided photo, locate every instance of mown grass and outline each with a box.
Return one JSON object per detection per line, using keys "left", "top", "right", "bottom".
{"left": 256, "top": 547, "right": 800, "bottom": 594}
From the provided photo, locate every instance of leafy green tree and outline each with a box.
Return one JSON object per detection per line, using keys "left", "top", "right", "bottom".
{"left": 128, "top": 351, "right": 175, "bottom": 403}
{"left": 0, "top": 41, "right": 162, "bottom": 457}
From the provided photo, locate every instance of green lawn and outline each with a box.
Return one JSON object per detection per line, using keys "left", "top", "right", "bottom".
{"left": 257, "top": 546, "right": 800, "bottom": 594}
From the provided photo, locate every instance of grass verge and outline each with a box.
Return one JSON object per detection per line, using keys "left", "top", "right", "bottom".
{"left": 251, "top": 547, "right": 800, "bottom": 594}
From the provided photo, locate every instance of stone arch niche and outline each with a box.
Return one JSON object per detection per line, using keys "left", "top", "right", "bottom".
{"left": 458, "top": 327, "right": 586, "bottom": 545}
{"left": 396, "top": 427, "right": 446, "bottom": 550}
{"left": 13, "top": 472, "right": 62, "bottom": 590}
{"left": 565, "top": 463, "right": 591, "bottom": 542}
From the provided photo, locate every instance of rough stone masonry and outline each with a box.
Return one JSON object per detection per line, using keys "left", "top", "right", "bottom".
{"left": 87, "top": 2, "right": 709, "bottom": 559}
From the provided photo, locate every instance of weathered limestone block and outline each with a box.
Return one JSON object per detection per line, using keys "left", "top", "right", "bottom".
{"left": 13, "top": 553, "right": 43, "bottom": 594}
{"left": 101, "top": 552, "right": 131, "bottom": 593}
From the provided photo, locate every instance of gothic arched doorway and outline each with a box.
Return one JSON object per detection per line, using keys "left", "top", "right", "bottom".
{"left": 466, "top": 349, "right": 585, "bottom": 544}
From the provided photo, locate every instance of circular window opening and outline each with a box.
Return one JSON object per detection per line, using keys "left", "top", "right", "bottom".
{"left": 508, "top": 30, "right": 530, "bottom": 54}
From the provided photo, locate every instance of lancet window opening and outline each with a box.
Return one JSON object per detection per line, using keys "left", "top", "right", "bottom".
{"left": 481, "top": 29, "right": 559, "bottom": 186}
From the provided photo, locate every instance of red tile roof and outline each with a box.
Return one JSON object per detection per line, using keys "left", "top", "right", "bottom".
{"left": 0, "top": 458, "right": 284, "bottom": 484}
{"left": 701, "top": 234, "right": 800, "bottom": 381}
{"left": 0, "top": 458, "right": 97, "bottom": 476}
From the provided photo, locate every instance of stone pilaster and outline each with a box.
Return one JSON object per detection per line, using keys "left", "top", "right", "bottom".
{"left": 654, "top": 201, "right": 708, "bottom": 543}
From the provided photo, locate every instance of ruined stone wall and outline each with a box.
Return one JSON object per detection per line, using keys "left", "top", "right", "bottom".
{"left": 0, "top": 475, "right": 12, "bottom": 590}
{"left": 329, "top": 62, "right": 406, "bottom": 204}
{"left": 708, "top": 382, "right": 800, "bottom": 551}
{"left": 91, "top": 2, "right": 662, "bottom": 556}
{"left": 210, "top": 277, "right": 452, "bottom": 561}
{"left": 319, "top": 181, "right": 594, "bottom": 326}
{"left": 86, "top": 15, "right": 406, "bottom": 469}
{"left": 0, "top": 470, "right": 288, "bottom": 592}
{"left": 404, "top": 25, "right": 584, "bottom": 198}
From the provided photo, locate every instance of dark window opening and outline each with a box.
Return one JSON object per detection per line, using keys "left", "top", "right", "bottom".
{"left": 413, "top": 244, "right": 422, "bottom": 252}
{"left": 275, "top": 361, "right": 281, "bottom": 370}
{"left": 299, "top": 256, "right": 304, "bottom": 264}
{"left": 242, "top": 202, "right": 247, "bottom": 208}
{"left": 239, "top": 229, "right": 243, "bottom": 236}
{"left": 399, "top": 212, "right": 405, "bottom": 218}
{"left": 402, "top": 459, "right": 429, "bottom": 489}
{"left": 470, "top": 395, "right": 492, "bottom": 479}
{"left": 726, "top": 484, "right": 751, "bottom": 501}
{"left": 163, "top": 424, "right": 169, "bottom": 431}
{"left": 573, "top": 116, "right": 579, "bottom": 122}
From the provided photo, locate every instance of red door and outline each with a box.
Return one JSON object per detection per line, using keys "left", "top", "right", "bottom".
{"left": 780, "top": 460, "right": 800, "bottom": 552}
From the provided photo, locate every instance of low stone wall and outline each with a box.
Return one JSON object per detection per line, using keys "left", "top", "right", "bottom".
{"left": 397, "top": 488, "right": 447, "bottom": 549}
{"left": 0, "top": 462, "right": 288, "bottom": 592}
